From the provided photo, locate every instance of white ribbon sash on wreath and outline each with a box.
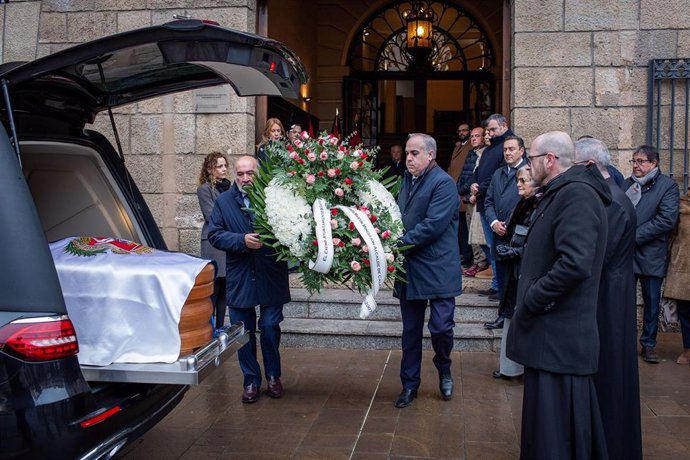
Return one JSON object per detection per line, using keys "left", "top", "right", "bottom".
{"left": 308, "top": 200, "right": 387, "bottom": 319}
{"left": 308, "top": 198, "right": 335, "bottom": 273}
{"left": 335, "top": 206, "right": 387, "bottom": 319}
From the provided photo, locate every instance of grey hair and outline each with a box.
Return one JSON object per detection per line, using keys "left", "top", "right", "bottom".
{"left": 486, "top": 113, "right": 507, "bottom": 126}
{"left": 575, "top": 137, "right": 611, "bottom": 175}
{"left": 408, "top": 133, "right": 437, "bottom": 159}
{"left": 534, "top": 131, "right": 574, "bottom": 167}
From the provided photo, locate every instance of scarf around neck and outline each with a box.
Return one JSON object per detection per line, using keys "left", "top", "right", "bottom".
{"left": 626, "top": 167, "right": 659, "bottom": 207}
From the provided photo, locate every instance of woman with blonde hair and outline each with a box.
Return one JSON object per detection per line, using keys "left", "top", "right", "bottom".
{"left": 256, "top": 117, "right": 285, "bottom": 162}
{"left": 197, "top": 151, "right": 231, "bottom": 329}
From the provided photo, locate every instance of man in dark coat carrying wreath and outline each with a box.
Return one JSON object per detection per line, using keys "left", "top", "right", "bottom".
{"left": 393, "top": 133, "right": 462, "bottom": 409}
{"left": 208, "top": 155, "right": 290, "bottom": 404}
{"left": 575, "top": 138, "right": 642, "bottom": 460}
{"left": 507, "top": 131, "right": 611, "bottom": 460}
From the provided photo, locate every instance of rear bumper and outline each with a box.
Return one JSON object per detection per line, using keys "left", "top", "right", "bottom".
{"left": 80, "top": 322, "right": 247, "bottom": 385}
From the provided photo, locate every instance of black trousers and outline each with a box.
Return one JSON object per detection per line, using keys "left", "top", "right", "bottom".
{"left": 520, "top": 367, "right": 608, "bottom": 460}
{"left": 458, "top": 210, "right": 473, "bottom": 266}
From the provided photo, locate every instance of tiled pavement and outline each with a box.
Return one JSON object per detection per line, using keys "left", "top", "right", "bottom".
{"left": 120, "top": 332, "right": 690, "bottom": 459}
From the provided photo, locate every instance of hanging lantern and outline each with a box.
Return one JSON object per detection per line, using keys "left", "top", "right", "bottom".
{"left": 405, "top": 2, "right": 434, "bottom": 50}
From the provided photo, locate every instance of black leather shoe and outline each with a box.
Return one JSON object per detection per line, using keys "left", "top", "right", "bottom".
{"left": 439, "top": 374, "right": 453, "bottom": 400}
{"left": 394, "top": 388, "right": 417, "bottom": 408}
{"left": 241, "top": 383, "right": 259, "bottom": 403}
{"left": 483, "top": 317, "right": 504, "bottom": 329}
{"left": 267, "top": 376, "right": 283, "bottom": 398}
{"left": 492, "top": 370, "right": 516, "bottom": 381}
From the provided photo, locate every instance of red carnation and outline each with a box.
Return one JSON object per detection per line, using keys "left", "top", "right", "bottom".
{"left": 358, "top": 161, "right": 363, "bottom": 167}
{"left": 348, "top": 222, "right": 355, "bottom": 231}
{"left": 335, "top": 168, "right": 342, "bottom": 175}
{"left": 331, "top": 209, "right": 338, "bottom": 216}
{"left": 361, "top": 153, "right": 368, "bottom": 160}
{"left": 344, "top": 177, "right": 353, "bottom": 185}
{"left": 370, "top": 215, "right": 377, "bottom": 223}
{"left": 338, "top": 240, "right": 345, "bottom": 247}
{"left": 287, "top": 145, "right": 294, "bottom": 152}
{"left": 363, "top": 258, "right": 370, "bottom": 266}
{"left": 312, "top": 240, "right": 318, "bottom": 246}
{"left": 387, "top": 266, "right": 395, "bottom": 273}
{"left": 298, "top": 158, "right": 305, "bottom": 164}
{"left": 289, "top": 170, "right": 296, "bottom": 176}
{"left": 318, "top": 170, "right": 324, "bottom": 177}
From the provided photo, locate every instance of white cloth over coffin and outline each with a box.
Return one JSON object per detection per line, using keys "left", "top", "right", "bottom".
{"left": 49, "top": 237, "right": 209, "bottom": 366}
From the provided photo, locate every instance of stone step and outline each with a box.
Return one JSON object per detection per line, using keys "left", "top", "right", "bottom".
{"left": 284, "top": 288, "right": 500, "bottom": 323}
{"left": 280, "top": 318, "right": 502, "bottom": 352}
{"left": 288, "top": 272, "right": 493, "bottom": 292}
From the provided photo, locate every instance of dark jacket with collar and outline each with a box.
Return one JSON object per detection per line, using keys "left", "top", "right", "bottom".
{"left": 473, "top": 129, "right": 512, "bottom": 212}
{"left": 394, "top": 163, "right": 462, "bottom": 300}
{"left": 506, "top": 164, "right": 611, "bottom": 375}
{"left": 208, "top": 183, "right": 290, "bottom": 308}
{"left": 623, "top": 171, "right": 679, "bottom": 277}
{"left": 484, "top": 159, "right": 526, "bottom": 238}
{"left": 457, "top": 147, "right": 482, "bottom": 199}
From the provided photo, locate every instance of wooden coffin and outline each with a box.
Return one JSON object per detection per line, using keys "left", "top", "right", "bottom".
{"left": 178, "top": 263, "right": 214, "bottom": 356}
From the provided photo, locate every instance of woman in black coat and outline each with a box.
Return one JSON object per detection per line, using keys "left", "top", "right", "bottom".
{"left": 492, "top": 166, "right": 538, "bottom": 380}
{"left": 196, "top": 151, "right": 231, "bottom": 329}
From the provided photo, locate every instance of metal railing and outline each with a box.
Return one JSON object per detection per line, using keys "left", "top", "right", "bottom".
{"left": 647, "top": 58, "right": 690, "bottom": 190}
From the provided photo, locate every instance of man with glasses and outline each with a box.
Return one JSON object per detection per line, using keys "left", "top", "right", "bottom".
{"left": 209, "top": 155, "right": 290, "bottom": 404}
{"left": 507, "top": 131, "right": 610, "bottom": 459}
{"left": 393, "top": 133, "right": 462, "bottom": 408}
{"left": 447, "top": 122, "right": 474, "bottom": 271}
{"left": 624, "top": 145, "right": 680, "bottom": 363}
{"left": 470, "top": 114, "right": 513, "bottom": 298}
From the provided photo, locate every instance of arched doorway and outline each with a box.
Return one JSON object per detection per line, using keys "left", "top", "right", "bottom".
{"left": 344, "top": 1, "right": 498, "bottom": 168}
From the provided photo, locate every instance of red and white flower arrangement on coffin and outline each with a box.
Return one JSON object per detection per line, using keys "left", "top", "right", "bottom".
{"left": 248, "top": 130, "right": 407, "bottom": 318}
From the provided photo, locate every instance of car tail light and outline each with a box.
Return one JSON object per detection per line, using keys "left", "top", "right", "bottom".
{"left": 0, "top": 315, "right": 79, "bottom": 361}
{"left": 79, "top": 406, "right": 122, "bottom": 428}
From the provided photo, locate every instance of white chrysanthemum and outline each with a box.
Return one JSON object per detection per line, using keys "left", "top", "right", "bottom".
{"left": 265, "top": 179, "right": 313, "bottom": 257}
{"left": 358, "top": 180, "right": 402, "bottom": 222}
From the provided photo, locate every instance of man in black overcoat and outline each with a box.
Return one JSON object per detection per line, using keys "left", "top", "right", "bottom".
{"left": 575, "top": 138, "right": 642, "bottom": 460}
{"left": 506, "top": 131, "right": 611, "bottom": 460}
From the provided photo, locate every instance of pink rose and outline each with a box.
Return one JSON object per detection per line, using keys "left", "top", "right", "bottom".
{"left": 328, "top": 136, "right": 338, "bottom": 145}
{"left": 301, "top": 131, "right": 309, "bottom": 139}
{"left": 350, "top": 261, "right": 361, "bottom": 272}
{"left": 294, "top": 139, "right": 302, "bottom": 147}
{"left": 327, "top": 168, "right": 337, "bottom": 178}
{"left": 306, "top": 174, "right": 316, "bottom": 184}
{"left": 332, "top": 238, "right": 342, "bottom": 246}
{"left": 351, "top": 237, "right": 361, "bottom": 246}
{"left": 381, "top": 230, "right": 391, "bottom": 239}
{"left": 289, "top": 151, "right": 299, "bottom": 160}
{"left": 320, "top": 151, "right": 328, "bottom": 160}
{"left": 386, "top": 253, "right": 394, "bottom": 263}
{"left": 337, "top": 151, "right": 345, "bottom": 160}
{"left": 361, "top": 245, "right": 368, "bottom": 253}
{"left": 350, "top": 161, "right": 360, "bottom": 170}
{"left": 307, "top": 152, "right": 316, "bottom": 161}
{"left": 334, "top": 188, "right": 344, "bottom": 197}
{"left": 330, "top": 219, "right": 338, "bottom": 229}
{"left": 375, "top": 227, "right": 381, "bottom": 234}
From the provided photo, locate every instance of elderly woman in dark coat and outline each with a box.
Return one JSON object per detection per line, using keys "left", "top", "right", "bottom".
{"left": 196, "top": 151, "right": 231, "bottom": 329}
{"left": 492, "top": 166, "right": 537, "bottom": 380}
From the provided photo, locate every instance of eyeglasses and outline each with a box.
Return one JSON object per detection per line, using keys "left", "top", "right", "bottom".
{"left": 629, "top": 159, "right": 653, "bottom": 165}
{"left": 517, "top": 177, "right": 530, "bottom": 184}
{"left": 526, "top": 152, "right": 558, "bottom": 165}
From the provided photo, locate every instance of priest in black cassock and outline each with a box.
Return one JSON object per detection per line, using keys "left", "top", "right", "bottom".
{"left": 507, "top": 131, "right": 610, "bottom": 460}
{"left": 575, "top": 138, "right": 642, "bottom": 460}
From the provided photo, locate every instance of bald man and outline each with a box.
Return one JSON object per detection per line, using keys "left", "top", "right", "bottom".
{"left": 208, "top": 155, "right": 290, "bottom": 404}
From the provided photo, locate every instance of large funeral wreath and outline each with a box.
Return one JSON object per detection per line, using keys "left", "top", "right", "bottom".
{"left": 248, "top": 131, "right": 408, "bottom": 318}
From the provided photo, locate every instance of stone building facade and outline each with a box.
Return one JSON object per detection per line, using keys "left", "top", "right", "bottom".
{"left": 3, "top": 0, "right": 690, "bottom": 254}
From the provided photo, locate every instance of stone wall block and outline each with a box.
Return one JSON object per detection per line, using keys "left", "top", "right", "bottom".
{"left": 67, "top": 11, "right": 117, "bottom": 42}
{"left": 565, "top": 0, "right": 638, "bottom": 31}
{"left": 195, "top": 113, "right": 249, "bottom": 156}
{"left": 678, "top": 31, "right": 690, "bottom": 58}
{"left": 571, "top": 107, "right": 646, "bottom": 150}
{"left": 147, "top": 0, "right": 249, "bottom": 9}
{"left": 179, "top": 229, "right": 202, "bottom": 256}
{"left": 175, "top": 194, "right": 204, "bottom": 229}
{"left": 42, "top": 0, "right": 95, "bottom": 12}
{"left": 514, "top": 68, "right": 593, "bottom": 107}
{"left": 117, "top": 10, "right": 151, "bottom": 32}
{"left": 174, "top": 114, "right": 196, "bottom": 154}
{"left": 514, "top": 0, "right": 562, "bottom": 32}
{"left": 137, "top": 97, "right": 162, "bottom": 114}
{"left": 96, "top": 0, "right": 147, "bottom": 11}
{"left": 5, "top": 1, "right": 40, "bottom": 61}
{"left": 39, "top": 13, "right": 68, "bottom": 43}
{"left": 640, "top": 0, "right": 690, "bottom": 30}
{"left": 141, "top": 193, "right": 164, "bottom": 227}
{"left": 176, "top": 154, "right": 204, "bottom": 194}
{"left": 595, "top": 31, "right": 678, "bottom": 66}
{"left": 595, "top": 67, "right": 647, "bottom": 107}
{"left": 131, "top": 114, "right": 163, "bottom": 154}
{"left": 514, "top": 32, "right": 591, "bottom": 67}
{"left": 511, "top": 108, "right": 571, "bottom": 144}
{"left": 151, "top": 7, "right": 249, "bottom": 30}
{"left": 126, "top": 154, "right": 163, "bottom": 193}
